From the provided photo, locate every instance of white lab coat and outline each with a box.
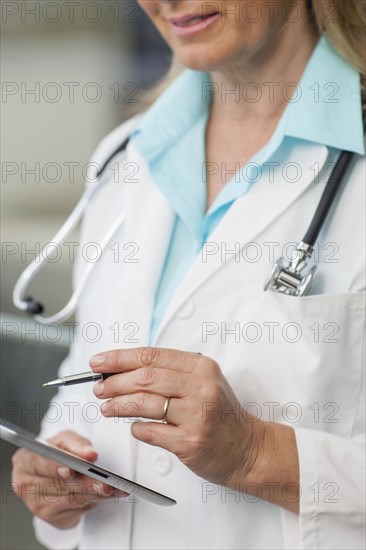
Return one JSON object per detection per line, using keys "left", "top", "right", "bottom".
{"left": 34, "top": 115, "right": 365, "bottom": 550}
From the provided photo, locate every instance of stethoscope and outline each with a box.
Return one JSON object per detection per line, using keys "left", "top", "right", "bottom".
{"left": 13, "top": 135, "right": 358, "bottom": 324}
{"left": 13, "top": 136, "right": 130, "bottom": 325}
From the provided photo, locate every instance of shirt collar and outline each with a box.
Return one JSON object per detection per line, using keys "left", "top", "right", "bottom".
{"left": 283, "top": 34, "right": 365, "bottom": 155}
{"left": 131, "top": 33, "right": 364, "bottom": 159}
{"left": 131, "top": 70, "right": 210, "bottom": 160}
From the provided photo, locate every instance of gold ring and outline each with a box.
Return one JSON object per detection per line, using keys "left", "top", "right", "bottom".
{"left": 161, "top": 397, "right": 171, "bottom": 423}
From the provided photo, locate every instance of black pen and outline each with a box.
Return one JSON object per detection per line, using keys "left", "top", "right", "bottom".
{"left": 42, "top": 372, "right": 113, "bottom": 388}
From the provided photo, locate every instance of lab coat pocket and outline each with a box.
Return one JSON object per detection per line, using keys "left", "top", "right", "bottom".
{"left": 230, "top": 282, "right": 365, "bottom": 436}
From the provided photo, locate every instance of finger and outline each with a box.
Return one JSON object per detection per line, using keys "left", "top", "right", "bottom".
{"left": 48, "top": 431, "right": 98, "bottom": 461}
{"left": 46, "top": 431, "right": 98, "bottom": 480}
{"left": 12, "top": 482, "right": 98, "bottom": 512}
{"left": 100, "top": 394, "right": 183, "bottom": 425}
{"left": 55, "top": 472, "right": 116, "bottom": 499}
{"left": 50, "top": 484, "right": 126, "bottom": 505}
{"left": 12, "top": 449, "right": 113, "bottom": 499}
{"left": 12, "top": 468, "right": 114, "bottom": 499}
{"left": 60, "top": 481, "right": 114, "bottom": 502}
{"left": 12, "top": 448, "right": 76, "bottom": 481}
{"left": 131, "top": 421, "right": 180, "bottom": 454}
{"left": 63, "top": 471, "right": 119, "bottom": 499}
{"left": 90, "top": 347, "right": 203, "bottom": 374}
{"left": 93, "top": 368, "right": 190, "bottom": 400}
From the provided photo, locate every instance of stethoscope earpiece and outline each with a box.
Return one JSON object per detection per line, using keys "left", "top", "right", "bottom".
{"left": 24, "top": 297, "right": 44, "bottom": 315}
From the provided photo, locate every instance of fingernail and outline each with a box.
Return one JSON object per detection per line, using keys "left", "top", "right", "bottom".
{"left": 83, "top": 445, "right": 96, "bottom": 454}
{"left": 102, "top": 485, "right": 112, "bottom": 497}
{"left": 93, "top": 383, "right": 104, "bottom": 396}
{"left": 58, "top": 467, "right": 73, "bottom": 480}
{"left": 90, "top": 354, "right": 106, "bottom": 366}
{"left": 91, "top": 484, "right": 111, "bottom": 496}
{"left": 91, "top": 484, "right": 102, "bottom": 495}
{"left": 101, "top": 402, "right": 108, "bottom": 414}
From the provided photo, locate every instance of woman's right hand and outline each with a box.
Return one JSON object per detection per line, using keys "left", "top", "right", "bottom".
{"left": 11, "top": 430, "right": 115, "bottom": 530}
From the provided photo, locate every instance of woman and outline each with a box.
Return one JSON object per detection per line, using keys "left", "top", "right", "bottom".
{"left": 11, "top": 0, "right": 365, "bottom": 548}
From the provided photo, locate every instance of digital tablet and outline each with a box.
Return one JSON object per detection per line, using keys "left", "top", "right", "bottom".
{"left": 0, "top": 421, "right": 176, "bottom": 507}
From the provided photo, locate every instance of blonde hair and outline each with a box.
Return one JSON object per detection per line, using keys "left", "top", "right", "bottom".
{"left": 134, "top": 0, "right": 366, "bottom": 113}
{"left": 312, "top": 0, "right": 365, "bottom": 108}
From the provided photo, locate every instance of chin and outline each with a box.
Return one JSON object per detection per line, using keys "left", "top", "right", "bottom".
{"left": 175, "top": 44, "right": 236, "bottom": 72}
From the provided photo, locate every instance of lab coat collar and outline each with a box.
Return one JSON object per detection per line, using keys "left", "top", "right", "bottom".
{"left": 118, "top": 142, "right": 176, "bottom": 345}
{"left": 152, "top": 142, "right": 329, "bottom": 343}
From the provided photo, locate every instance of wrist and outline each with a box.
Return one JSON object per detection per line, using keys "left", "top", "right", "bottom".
{"left": 226, "top": 415, "right": 268, "bottom": 490}
{"left": 226, "top": 418, "right": 300, "bottom": 514}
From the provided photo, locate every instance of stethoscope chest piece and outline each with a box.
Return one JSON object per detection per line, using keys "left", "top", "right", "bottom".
{"left": 264, "top": 257, "right": 317, "bottom": 297}
{"left": 264, "top": 141, "right": 359, "bottom": 298}
{"left": 264, "top": 242, "right": 317, "bottom": 297}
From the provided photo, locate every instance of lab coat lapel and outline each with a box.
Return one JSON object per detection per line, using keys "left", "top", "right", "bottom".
{"left": 119, "top": 143, "right": 175, "bottom": 345}
{"left": 153, "top": 142, "right": 328, "bottom": 342}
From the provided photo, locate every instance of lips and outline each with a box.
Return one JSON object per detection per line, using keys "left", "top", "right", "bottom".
{"left": 167, "top": 11, "right": 220, "bottom": 37}
{"left": 169, "top": 12, "right": 218, "bottom": 27}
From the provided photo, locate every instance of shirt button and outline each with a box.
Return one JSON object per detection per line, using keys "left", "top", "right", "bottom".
{"left": 176, "top": 299, "right": 195, "bottom": 319}
{"left": 152, "top": 452, "right": 172, "bottom": 475}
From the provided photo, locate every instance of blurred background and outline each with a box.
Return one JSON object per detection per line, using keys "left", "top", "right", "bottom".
{"left": 1, "top": 2, "right": 170, "bottom": 548}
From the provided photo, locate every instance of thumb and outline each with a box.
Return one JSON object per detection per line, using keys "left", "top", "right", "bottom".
{"left": 47, "top": 430, "right": 98, "bottom": 461}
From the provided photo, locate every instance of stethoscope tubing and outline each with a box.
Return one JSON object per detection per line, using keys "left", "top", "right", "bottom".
{"left": 13, "top": 173, "right": 126, "bottom": 324}
{"left": 303, "top": 149, "right": 355, "bottom": 247}
{"left": 12, "top": 128, "right": 363, "bottom": 321}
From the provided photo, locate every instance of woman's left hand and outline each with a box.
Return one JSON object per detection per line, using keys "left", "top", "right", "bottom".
{"left": 90, "top": 347, "right": 265, "bottom": 486}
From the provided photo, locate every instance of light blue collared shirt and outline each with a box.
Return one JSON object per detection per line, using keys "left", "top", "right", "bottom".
{"left": 131, "top": 35, "right": 364, "bottom": 343}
